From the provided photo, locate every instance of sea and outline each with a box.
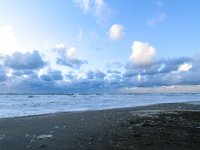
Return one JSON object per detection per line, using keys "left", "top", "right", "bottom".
{"left": 0, "top": 93, "right": 200, "bottom": 118}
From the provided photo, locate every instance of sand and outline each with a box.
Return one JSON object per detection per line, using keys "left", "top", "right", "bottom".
{"left": 0, "top": 102, "right": 200, "bottom": 150}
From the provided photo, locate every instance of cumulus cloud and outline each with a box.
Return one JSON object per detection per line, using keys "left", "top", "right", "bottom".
{"left": 124, "top": 41, "right": 197, "bottom": 88}
{"left": 124, "top": 57, "right": 193, "bottom": 81}
{"left": 86, "top": 70, "right": 105, "bottom": 80}
{"left": 128, "top": 41, "right": 156, "bottom": 68}
{"left": 178, "top": 63, "right": 192, "bottom": 72}
{"left": 12, "top": 70, "right": 35, "bottom": 76}
{"left": 0, "top": 41, "right": 200, "bottom": 93}
{"left": 124, "top": 62, "right": 198, "bottom": 88}
{"left": 4, "top": 51, "right": 46, "bottom": 70}
{"left": 109, "top": 24, "right": 124, "bottom": 41}
{"left": 40, "top": 69, "right": 63, "bottom": 81}
{"left": 55, "top": 46, "right": 88, "bottom": 69}
{"left": 158, "top": 57, "right": 193, "bottom": 74}
{"left": 147, "top": 12, "right": 167, "bottom": 26}
{"left": 1, "top": 53, "right": 200, "bottom": 93}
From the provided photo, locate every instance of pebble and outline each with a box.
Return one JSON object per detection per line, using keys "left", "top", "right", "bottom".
{"left": 39, "top": 144, "right": 48, "bottom": 149}
{"left": 0, "top": 134, "right": 5, "bottom": 140}
{"left": 26, "top": 145, "right": 32, "bottom": 149}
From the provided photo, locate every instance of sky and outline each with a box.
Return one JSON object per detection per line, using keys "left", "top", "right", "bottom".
{"left": 0, "top": 0, "right": 200, "bottom": 93}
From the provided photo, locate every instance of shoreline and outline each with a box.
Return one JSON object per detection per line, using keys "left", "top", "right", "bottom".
{"left": 0, "top": 102, "right": 200, "bottom": 149}
{"left": 1, "top": 100, "right": 200, "bottom": 120}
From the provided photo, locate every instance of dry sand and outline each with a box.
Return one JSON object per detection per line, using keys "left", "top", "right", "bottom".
{"left": 0, "top": 102, "right": 200, "bottom": 150}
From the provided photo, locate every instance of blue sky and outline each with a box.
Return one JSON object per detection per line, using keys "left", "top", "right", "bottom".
{"left": 0, "top": 0, "right": 200, "bottom": 93}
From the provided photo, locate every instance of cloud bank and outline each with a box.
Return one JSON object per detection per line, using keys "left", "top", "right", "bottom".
{"left": 0, "top": 41, "right": 200, "bottom": 93}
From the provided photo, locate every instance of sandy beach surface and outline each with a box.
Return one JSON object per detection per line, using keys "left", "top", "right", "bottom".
{"left": 0, "top": 102, "right": 200, "bottom": 150}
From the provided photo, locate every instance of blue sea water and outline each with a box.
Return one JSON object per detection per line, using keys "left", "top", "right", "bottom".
{"left": 0, "top": 93, "right": 200, "bottom": 118}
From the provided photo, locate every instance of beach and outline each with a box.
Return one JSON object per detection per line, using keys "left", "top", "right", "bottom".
{"left": 0, "top": 102, "right": 200, "bottom": 150}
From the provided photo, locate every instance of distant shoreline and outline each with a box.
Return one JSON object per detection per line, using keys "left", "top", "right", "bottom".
{"left": 0, "top": 92, "right": 200, "bottom": 95}
{"left": 1, "top": 100, "right": 200, "bottom": 119}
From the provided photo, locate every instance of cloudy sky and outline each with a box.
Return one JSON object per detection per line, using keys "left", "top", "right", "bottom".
{"left": 0, "top": 0, "right": 200, "bottom": 93}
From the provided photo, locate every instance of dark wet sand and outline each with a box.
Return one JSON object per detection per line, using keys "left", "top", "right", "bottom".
{"left": 0, "top": 102, "right": 200, "bottom": 150}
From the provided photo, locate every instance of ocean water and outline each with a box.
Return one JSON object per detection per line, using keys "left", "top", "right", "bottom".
{"left": 0, "top": 93, "right": 200, "bottom": 118}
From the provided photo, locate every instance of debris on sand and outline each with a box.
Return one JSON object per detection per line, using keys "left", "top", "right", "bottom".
{"left": 39, "top": 144, "right": 48, "bottom": 149}
{"left": 0, "top": 134, "right": 5, "bottom": 140}
{"left": 37, "top": 134, "right": 53, "bottom": 140}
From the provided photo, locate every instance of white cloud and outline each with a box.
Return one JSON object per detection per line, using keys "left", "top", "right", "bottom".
{"left": 95, "top": 0, "right": 104, "bottom": 16}
{"left": 94, "top": 0, "right": 108, "bottom": 17}
{"left": 67, "top": 47, "right": 76, "bottom": 58}
{"left": 0, "top": 25, "right": 17, "bottom": 54}
{"left": 74, "top": 0, "right": 112, "bottom": 23}
{"left": 137, "top": 74, "right": 141, "bottom": 82}
{"left": 54, "top": 45, "right": 88, "bottom": 69}
{"left": 178, "top": 63, "right": 192, "bottom": 72}
{"left": 147, "top": 12, "right": 167, "bottom": 26}
{"left": 74, "top": 0, "right": 90, "bottom": 12}
{"left": 129, "top": 41, "right": 156, "bottom": 66}
{"left": 109, "top": 24, "right": 124, "bottom": 41}
{"left": 95, "top": 0, "right": 112, "bottom": 24}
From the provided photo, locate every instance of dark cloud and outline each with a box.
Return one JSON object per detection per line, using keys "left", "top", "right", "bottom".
{"left": 40, "top": 69, "right": 63, "bottom": 81}
{"left": 2, "top": 70, "right": 108, "bottom": 93}
{"left": 65, "top": 72, "right": 77, "bottom": 81}
{"left": 57, "top": 58, "right": 87, "bottom": 70}
{"left": 158, "top": 57, "right": 193, "bottom": 74}
{"left": 177, "top": 65, "right": 200, "bottom": 85}
{"left": 86, "top": 71, "right": 94, "bottom": 79}
{"left": 107, "top": 70, "right": 121, "bottom": 74}
{"left": 121, "top": 56, "right": 198, "bottom": 88}
{"left": 55, "top": 46, "right": 88, "bottom": 70}
{"left": 4, "top": 51, "right": 46, "bottom": 70}
{"left": 3, "top": 72, "right": 65, "bottom": 93}
{"left": 0, "top": 66, "right": 7, "bottom": 82}
{"left": 86, "top": 70, "right": 105, "bottom": 80}
{"left": 12, "top": 70, "right": 35, "bottom": 76}
{"left": 124, "top": 57, "right": 193, "bottom": 77}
